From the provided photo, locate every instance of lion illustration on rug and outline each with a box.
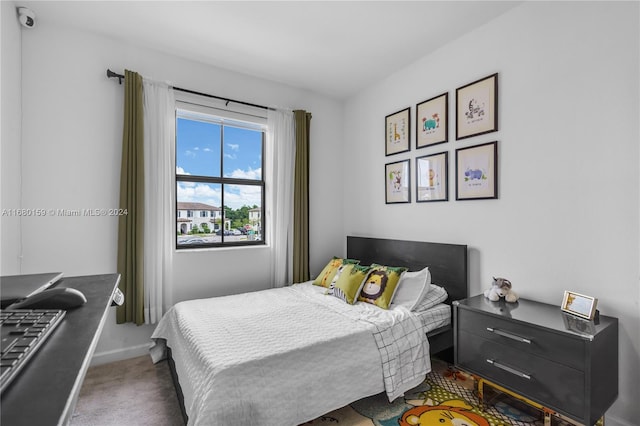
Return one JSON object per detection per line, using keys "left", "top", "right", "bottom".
{"left": 398, "top": 399, "right": 491, "bottom": 426}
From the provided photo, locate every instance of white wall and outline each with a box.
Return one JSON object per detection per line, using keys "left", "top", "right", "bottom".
{"left": 343, "top": 2, "right": 639, "bottom": 424}
{"left": 12, "top": 16, "right": 344, "bottom": 362}
{"left": 4, "top": 1, "right": 638, "bottom": 424}
{"left": 1, "top": 2, "right": 23, "bottom": 274}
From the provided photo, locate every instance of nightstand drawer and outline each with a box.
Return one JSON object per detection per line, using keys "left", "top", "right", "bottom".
{"left": 458, "top": 331, "right": 584, "bottom": 418}
{"left": 458, "top": 309, "right": 584, "bottom": 370}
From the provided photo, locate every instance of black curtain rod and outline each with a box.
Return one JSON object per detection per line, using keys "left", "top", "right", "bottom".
{"left": 106, "top": 69, "right": 271, "bottom": 111}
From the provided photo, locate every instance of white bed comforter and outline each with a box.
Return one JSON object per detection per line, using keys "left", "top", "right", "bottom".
{"left": 150, "top": 282, "right": 430, "bottom": 426}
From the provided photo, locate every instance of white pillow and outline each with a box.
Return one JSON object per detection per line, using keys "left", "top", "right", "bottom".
{"left": 413, "top": 284, "right": 448, "bottom": 312}
{"left": 390, "top": 267, "right": 431, "bottom": 310}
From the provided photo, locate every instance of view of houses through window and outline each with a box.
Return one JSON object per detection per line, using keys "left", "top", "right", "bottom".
{"left": 175, "top": 104, "right": 265, "bottom": 248}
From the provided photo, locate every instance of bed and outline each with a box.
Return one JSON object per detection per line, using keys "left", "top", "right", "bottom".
{"left": 150, "top": 236, "right": 467, "bottom": 425}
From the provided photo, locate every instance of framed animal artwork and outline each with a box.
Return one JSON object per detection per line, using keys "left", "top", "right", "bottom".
{"left": 416, "top": 151, "right": 448, "bottom": 202}
{"left": 456, "top": 73, "right": 498, "bottom": 140}
{"left": 385, "top": 159, "right": 411, "bottom": 204}
{"left": 455, "top": 141, "right": 497, "bottom": 200}
{"left": 416, "top": 92, "right": 448, "bottom": 149}
{"left": 385, "top": 107, "right": 410, "bottom": 156}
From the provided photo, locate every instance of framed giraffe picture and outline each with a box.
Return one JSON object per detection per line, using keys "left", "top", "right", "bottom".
{"left": 385, "top": 107, "right": 410, "bottom": 156}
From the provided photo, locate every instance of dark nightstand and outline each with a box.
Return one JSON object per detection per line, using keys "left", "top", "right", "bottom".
{"left": 453, "top": 295, "right": 618, "bottom": 426}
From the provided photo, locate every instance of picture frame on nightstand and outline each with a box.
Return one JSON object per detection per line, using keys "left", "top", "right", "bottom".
{"left": 561, "top": 290, "right": 598, "bottom": 320}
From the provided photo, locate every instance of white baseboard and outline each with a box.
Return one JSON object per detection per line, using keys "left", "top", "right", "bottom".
{"left": 90, "top": 343, "right": 152, "bottom": 367}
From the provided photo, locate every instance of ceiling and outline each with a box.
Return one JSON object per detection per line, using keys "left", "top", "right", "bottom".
{"left": 19, "top": 1, "right": 521, "bottom": 99}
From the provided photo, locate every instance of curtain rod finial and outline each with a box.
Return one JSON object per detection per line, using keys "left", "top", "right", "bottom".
{"left": 106, "top": 69, "right": 123, "bottom": 85}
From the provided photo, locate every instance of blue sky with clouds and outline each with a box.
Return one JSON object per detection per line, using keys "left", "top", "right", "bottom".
{"left": 176, "top": 118, "right": 263, "bottom": 209}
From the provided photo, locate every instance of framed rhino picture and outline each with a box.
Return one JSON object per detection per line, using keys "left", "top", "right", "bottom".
{"left": 416, "top": 92, "right": 448, "bottom": 149}
{"left": 455, "top": 141, "right": 497, "bottom": 200}
{"left": 456, "top": 73, "right": 498, "bottom": 140}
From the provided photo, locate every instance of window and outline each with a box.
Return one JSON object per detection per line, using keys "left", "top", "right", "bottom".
{"left": 175, "top": 104, "right": 265, "bottom": 248}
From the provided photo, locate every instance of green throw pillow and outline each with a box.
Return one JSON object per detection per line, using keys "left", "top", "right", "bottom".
{"left": 313, "top": 257, "right": 360, "bottom": 288}
{"left": 326, "top": 264, "right": 371, "bottom": 304}
{"left": 358, "top": 264, "right": 408, "bottom": 309}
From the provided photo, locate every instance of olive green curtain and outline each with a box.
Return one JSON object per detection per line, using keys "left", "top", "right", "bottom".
{"left": 116, "top": 70, "right": 145, "bottom": 325}
{"left": 292, "top": 110, "right": 311, "bottom": 283}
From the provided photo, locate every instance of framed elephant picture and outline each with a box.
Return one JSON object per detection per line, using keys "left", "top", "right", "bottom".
{"left": 416, "top": 93, "right": 448, "bottom": 149}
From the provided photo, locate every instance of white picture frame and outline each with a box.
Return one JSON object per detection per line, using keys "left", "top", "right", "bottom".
{"left": 561, "top": 290, "right": 598, "bottom": 320}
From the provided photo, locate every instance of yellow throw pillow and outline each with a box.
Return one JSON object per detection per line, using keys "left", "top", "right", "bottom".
{"left": 326, "top": 264, "right": 371, "bottom": 304}
{"left": 358, "top": 264, "right": 408, "bottom": 309}
{"left": 313, "top": 257, "right": 359, "bottom": 288}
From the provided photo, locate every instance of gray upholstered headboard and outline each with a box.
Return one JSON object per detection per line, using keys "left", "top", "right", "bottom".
{"left": 346, "top": 236, "right": 468, "bottom": 304}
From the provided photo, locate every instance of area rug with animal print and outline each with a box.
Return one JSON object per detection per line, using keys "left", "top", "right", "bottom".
{"left": 303, "top": 358, "right": 571, "bottom": 426}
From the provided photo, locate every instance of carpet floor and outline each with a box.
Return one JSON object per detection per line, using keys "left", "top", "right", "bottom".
{"left": 70, "top": 356, "right": 566, "bottom": 426}
{"left": 70, "top": 356, "right": 184, "bottom": 426}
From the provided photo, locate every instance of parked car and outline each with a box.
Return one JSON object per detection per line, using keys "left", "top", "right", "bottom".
{"left": 182, "top": 238, "right": 206, "bottom": 244}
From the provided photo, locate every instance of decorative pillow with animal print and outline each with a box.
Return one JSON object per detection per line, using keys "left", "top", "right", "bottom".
{"left": 313, "top": 257, "right": 360, "bottom": 288}
{"left": 358, "top": 264, "right": 408, "bottom": 309}
{"left": 325, "top": 264, "right": 372, "bottom": 304}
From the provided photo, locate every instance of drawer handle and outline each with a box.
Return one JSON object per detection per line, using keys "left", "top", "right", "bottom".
{"left": 486, "top": 327, "right": 531, "bottom": 344}
{"left": 487, "top": 359, "right": 531, "bottom": 380}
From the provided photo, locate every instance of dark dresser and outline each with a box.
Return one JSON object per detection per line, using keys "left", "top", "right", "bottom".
{"left": 453, "top": 294, "right": 618, "bottom": 425}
